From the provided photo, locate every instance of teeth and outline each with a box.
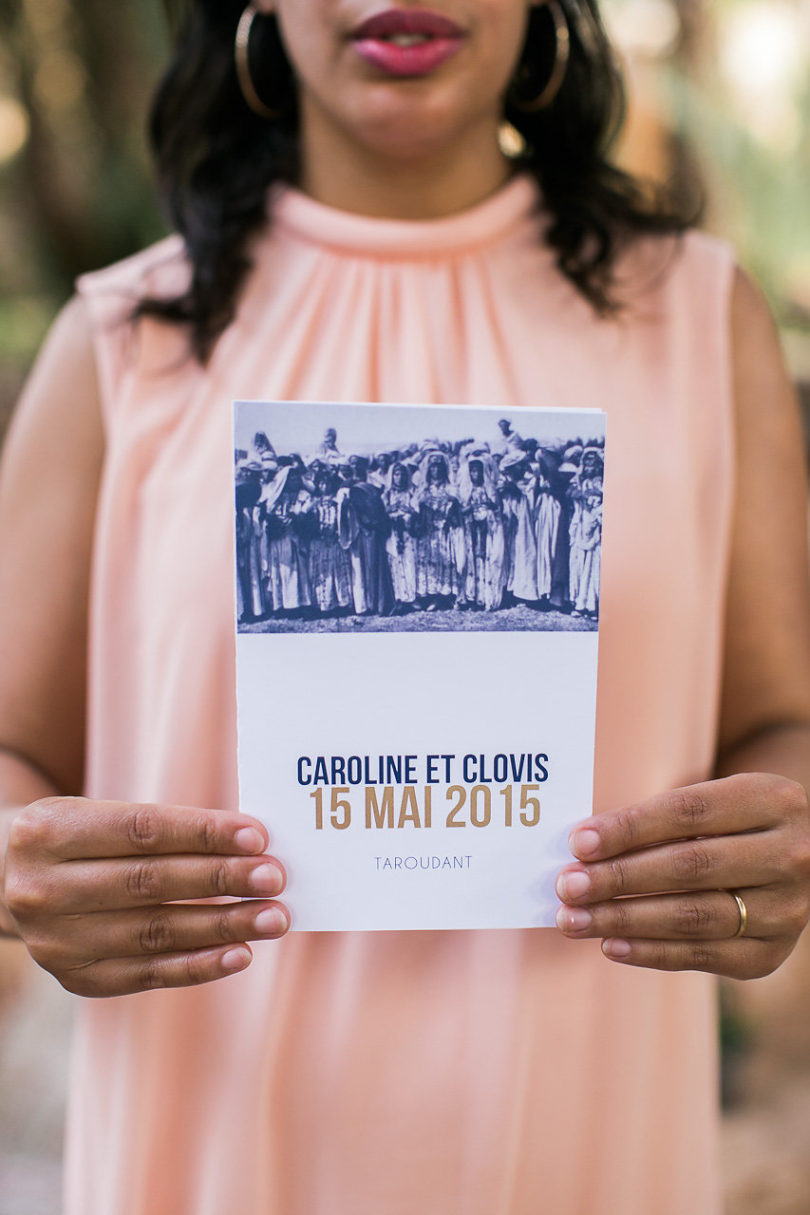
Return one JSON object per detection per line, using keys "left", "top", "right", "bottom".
{"left": 383, "top": 33, "right": 432, "bottom": 46}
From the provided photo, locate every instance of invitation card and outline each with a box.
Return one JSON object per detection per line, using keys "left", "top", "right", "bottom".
{"left": 234, "top": 400, "right": 604, "bottom": 930}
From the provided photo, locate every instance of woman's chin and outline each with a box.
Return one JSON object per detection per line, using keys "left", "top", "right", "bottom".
{"left": 352, "top": 110, "right": 490, "bottom": 166}
{"left": 363, "top": 131, "right": 461, "bottom": 164}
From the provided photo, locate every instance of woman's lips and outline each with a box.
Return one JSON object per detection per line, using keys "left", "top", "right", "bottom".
{"left": 351, "top": 9, "right": 466, "bottom": 78}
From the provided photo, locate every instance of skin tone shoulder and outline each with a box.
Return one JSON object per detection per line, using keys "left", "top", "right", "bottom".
{"left": 1, "top": 1, "right": 809, "bottom": 995}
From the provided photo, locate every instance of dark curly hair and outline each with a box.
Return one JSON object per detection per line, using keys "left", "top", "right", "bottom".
{"left": 139, "top": 0, "right": 693, "bottom": 361}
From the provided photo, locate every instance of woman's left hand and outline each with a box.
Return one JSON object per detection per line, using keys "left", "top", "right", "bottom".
{"left": 555, "top": 772, "right": 810, "bottom": 979}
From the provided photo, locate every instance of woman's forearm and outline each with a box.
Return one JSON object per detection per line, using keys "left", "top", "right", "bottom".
{"left": 0, "top": 748, "right": 59, "bottom": 938}
{"left": 714, "top": 721, "right": 810, "bottom": 793}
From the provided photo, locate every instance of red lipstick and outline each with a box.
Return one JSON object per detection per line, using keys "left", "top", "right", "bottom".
{"left": 351, "top": 9, "right": 466, "bottom": 78}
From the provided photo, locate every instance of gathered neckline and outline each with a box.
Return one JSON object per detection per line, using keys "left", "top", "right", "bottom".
{"left": 269, "top": 174, "right": 541, "bottom": 259}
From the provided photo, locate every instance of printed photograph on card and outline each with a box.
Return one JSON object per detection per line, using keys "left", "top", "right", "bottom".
{"left": 234, "top": 400, "right": 603, "bottom": 634}
{"left": 234, "top": 400, "right": 605, "bottom": 933}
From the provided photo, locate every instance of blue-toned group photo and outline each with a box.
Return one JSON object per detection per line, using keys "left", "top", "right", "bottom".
{"left": 234, "top": 416, "right": 603, "bottom": 634}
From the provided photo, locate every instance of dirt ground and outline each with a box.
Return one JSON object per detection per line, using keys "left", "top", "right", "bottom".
{"left": 1, "top": 939, "right": 809, "bottom": 1215}
{"left": 240, "top": 601, "right": 598, "bottom": 634}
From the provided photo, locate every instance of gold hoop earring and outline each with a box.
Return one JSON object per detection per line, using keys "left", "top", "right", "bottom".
{"left": 511, "top": 0, "right": 570, "bottom": 112}
{"left": 235, "top": 4, "right": 281, "bottom": 120}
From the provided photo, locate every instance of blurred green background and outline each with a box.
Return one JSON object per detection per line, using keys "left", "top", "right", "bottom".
{"left": 1, "top": 2, "right": 809, "bottom": 1212}
{"left": 1, "top": 0, "right": 810, "bottom": 433}
{"left": 0, "top": 0, "right": 178, "bottom": 433}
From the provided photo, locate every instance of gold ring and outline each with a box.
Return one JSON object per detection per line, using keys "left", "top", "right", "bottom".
{"left": 729, "top": 890, "right": 748, "bottom": 939}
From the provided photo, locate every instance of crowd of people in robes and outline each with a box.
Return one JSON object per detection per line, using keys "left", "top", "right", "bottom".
{"left": 234, "top": 419, "right": 603, "bottom": 627}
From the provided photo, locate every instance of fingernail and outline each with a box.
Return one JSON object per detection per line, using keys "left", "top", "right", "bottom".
{"left": 222, "top": 947, "right": 252, "bottom": 972}
{"left": 602, "top": 938, "right": 632, "bottom": 959}
{"left": 254, "top": 908, "right": 288, "bottom": 935}
{"left": 569, "top": 827, "right": 601, "bottom": 858}
{"left": 235, "top": 827, "right": 265, "bottom": 854}
{"left": 556, "top": 870, "right": 591, "bottom": 901}
{"left": 249, "top": 863, "right": 284, "bottom": 895}
{"left": 556, "top": 906, "right": 592, "bottom": 932}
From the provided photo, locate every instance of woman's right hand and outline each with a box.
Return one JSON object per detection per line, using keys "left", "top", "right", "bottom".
{"left": 2, "top": 797, "right": 289, "bottom": 997}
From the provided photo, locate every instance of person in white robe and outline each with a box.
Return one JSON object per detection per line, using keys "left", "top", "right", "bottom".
{"left": 415, "top": 452, "right": 463, "bottom": 604}
{"left": 572, "top": 488, "right": 602, "bottom": 618}
{"left": 568, "top": 447, "right": 603, "bottom": 613}
{"left": 383, "top": 462, "right": 418, "bottom": 611}
{"left": 531, "top": 453, "right": 562, "bottom": 601}
{"left": 458, "top": 453, "right": 505, "bottom": 611}
{"left": 260, "top": 466, "right": 313, "bottom": 613}
{"left": 499, "top": 451, "right": 536, "bottom": 604}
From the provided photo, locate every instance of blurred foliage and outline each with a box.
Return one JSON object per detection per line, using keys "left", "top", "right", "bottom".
{"left": 0, "top": 0, "right": 171, "bottom": 379}
{"left": 1, "top": 0, "right": 809, "bottom": 418}
{"left": 667, "top": 1, "right": 810, "bottom": 337}
{"left": 606, "top": 0, "right": 810, "bottom": 343}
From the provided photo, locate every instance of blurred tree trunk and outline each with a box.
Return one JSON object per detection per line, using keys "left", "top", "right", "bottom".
{"left": 1, "top": 3, "right": 93, "bottom": 289}
{"left": 0, "top": 0, "right": 168, "bottom": 297}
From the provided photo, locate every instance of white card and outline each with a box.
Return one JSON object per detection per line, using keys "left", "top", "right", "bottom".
{"left": 234, "top": 400, "right": 604, "bottom": 931}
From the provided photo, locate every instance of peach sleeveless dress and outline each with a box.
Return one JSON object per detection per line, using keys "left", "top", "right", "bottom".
{"left": 72, "top": 177, "right": 733, "bottom": 1215}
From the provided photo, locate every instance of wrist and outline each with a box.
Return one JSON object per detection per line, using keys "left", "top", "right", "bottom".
{"left": 0, "top": 806, "right": 22, "bottom": 939}
{"left": 0, "top": 750, "right": 61, "bottom": 940}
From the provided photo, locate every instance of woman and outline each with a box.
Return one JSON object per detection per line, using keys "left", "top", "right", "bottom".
{"left": 304, "top": 465, "right": 353, "bottom": 615}
{"left": 337, "top": 454, "right": 394, "bottom": 615}
{"left": 383, "top": 460, "right": 419, "bottom": 612}
{"left": 1, "top": 3, "right": 809, "bottom": 1214}
{"left": 458, "top": 452, "right": 506, "bottom": 610}
{"left": 259, "top": 463, "right": 313, "bottom": 614}
{"left": 499, "top": 448, "right": 538, "bottom": 603}
{"left": 235, "top": 457, "right": 267, "bottom": 622}
{"left": 571, "top": 485, "right": 602, "bottom": 618}
{"left": 415, "top": 450, "right": 464, "bottom": 606}
{"left": 568, "top": 446, "right": 604, "bottom": 610}
{"left": 531, "top": 450, "right": 562, "bottom": 603}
